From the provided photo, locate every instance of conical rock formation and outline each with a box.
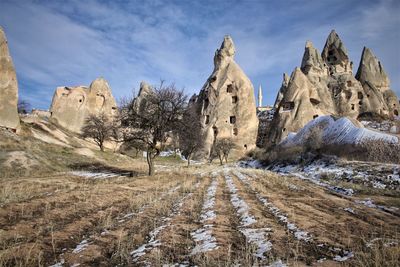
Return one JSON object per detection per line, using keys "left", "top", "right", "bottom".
{"left": 50, "top": 77, "right": 117, "bottom": 133}
{"left": 192, "top": 36, "right": 258, "bottom": 160}
{"left": 0, "top": 27, "right": 20, "bottom": 131}
{"left": 266, "top": 30, "right": 399, "bottom": 146}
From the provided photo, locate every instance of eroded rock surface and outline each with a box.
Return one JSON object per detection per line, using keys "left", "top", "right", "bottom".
{"left": 50, "top": 77, "right": 117, "bottom": 133}
{"left": 192, "top": 36, "right": 258, "bottom": 160}
{"left": 266, "top": 30, "right": 399, "bottom": 145}
{"left": 0, "top": 27, "right": 20, "bottom": 131}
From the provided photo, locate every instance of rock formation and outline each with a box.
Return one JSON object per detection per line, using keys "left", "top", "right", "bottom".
{"left": 133, "top": 81, "right": 153, "bottom": 113}
{"left": 50, "top": 77, "right": 117, "bottom": 133}
{"left": 266, "top": 30, "right": 399, "bottom": 145}
{"left": 192, "top": 35, "right": 258, "bottom": 160}
{"left": 0, "top": 27, "right": 20, "bottom": 131}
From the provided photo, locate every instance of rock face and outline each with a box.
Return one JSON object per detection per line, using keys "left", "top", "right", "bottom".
{"left": 266, "top": 30, "right": 399, "bottom": 145}
{"left": 0, "top": 27, "right": 20, "bottom": 131}
{"left": 192, "top": 36, "right": 258, "bottom": 160}
{"left": 133, "top": 81, "right": 153, "bottom": 113}
{"left": 50, "top": 77, "right": 117, "bottom": 133}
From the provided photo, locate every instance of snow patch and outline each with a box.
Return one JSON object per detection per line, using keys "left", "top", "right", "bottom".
{"left": 233, "top": 170, "right": 312, "bottom": 242}
{"left": 72, "top": 240, "right": 89, "bottom": 254}
{"left": 224, "top": 171, "right": 272, "bottom": 259}
{"left": 191, "top": 176, "right": 219, "bottom": 255}
{"left": 282, "top": 115, "right": 398, "bottom": 146}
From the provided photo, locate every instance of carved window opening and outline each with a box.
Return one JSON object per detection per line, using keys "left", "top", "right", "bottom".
{"left": 232, "top": 96, "right": 238, "bottom": 103}
{"left": 112, "top": 107, "right": 117, "bottom": 110}
{"left": 282, "top": 128, "right": 286, "bottom": 132}
{"left": 244, "top": 144, "right": 247, "bottom": 149}
{"left": 310, "top": 98, "right": 320, "bottom": 105}
{"left": 233, "top": 128, "right": 238, "bottom": 136}
{"left": 282, "top": 102, "right": 295, "bottom": 111}
{"left": 313, "top": 114, "right": 319, "bottom": 119}
{"left": 227, "top": 84, "right": 233, "bottom": 93}
{"left": 367, "top": 94, "right": 370, "bottom": 98}
{"left": 351, "top": 104, "right": 355, "bottom": 110}
{"left": 358, "top": 92, "right": 363, "bottom": 99}
{"left": 205, "top": 115, "right": 210, "bottom": 124}
{"left": 213, "top": 126, "right": 218, "bottom": 136}
{"left": 359, "top": 101, "right": 362, "bottom": 105}
{"left": 230, "top": 116, "right": 236, "bottom": 124}
{"left": 210, "top": 76, "right": 217, "bottom": 82}
{"left": 394, "top": 110, "right": 399, "bottom": 116}
{"left": 79, "top": 99, "right": 82, "bottom": 103}
{"left": 328, "top": 50, "right": 334, "bottom": 56}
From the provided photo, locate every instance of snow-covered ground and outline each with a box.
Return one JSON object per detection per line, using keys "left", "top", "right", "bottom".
{"left": 224, "top": 170, "right": 272, "bottom": 259}
{"left": 69, "top": 170, "right": 130, "bottom": 179}
{"left": 269, "top": 159, "right": 400, "bottom": 191}
{"left": 233, "top": 170, "right": 311, "bottom": 242}
{"left": 131, "top": 182, "right": 200, "bottom": 263}
{"left": 281, "top": 116, "right": 398, "bottom": 146}
{"left": 191, "top": 172, "right": 219, "bottom": 255}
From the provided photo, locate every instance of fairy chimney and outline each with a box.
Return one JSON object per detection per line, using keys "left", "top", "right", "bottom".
{"left": 0, "top": 27, "right": 20, "bottom": 131}
{"left": 192, "top": 35, "right": 259, "bottom": 160}
{"left": 50, "top": 77, "right": 118, "bottom": 133}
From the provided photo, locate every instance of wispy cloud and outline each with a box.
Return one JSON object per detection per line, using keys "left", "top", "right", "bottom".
{"left": 0, "top": 0, "right": 399, "bottom": 109}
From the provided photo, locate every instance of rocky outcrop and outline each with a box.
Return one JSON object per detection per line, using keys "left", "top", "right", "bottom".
{"left": 133, "top": 81, "right": 153, "bottom": 113}
{"left": 266, "top": 30, "right": 399, "bottom": 145}
{"left": 355, "top": 47, "right": 399, "bottom": 116}
{"left": 0, "top": 27, "right": 20, "bottom": 131}
{"left": 192, "top": 36, "right": 258, "bottom": 160}
{"left": 50, "top": 77, "right": 117, "bottom": 133}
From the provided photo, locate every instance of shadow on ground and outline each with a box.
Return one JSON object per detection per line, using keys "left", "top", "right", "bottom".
{"left": 68, "top": 162, "right": 140, "bottom": 177}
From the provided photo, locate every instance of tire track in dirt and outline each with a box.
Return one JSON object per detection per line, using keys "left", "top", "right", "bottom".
{"left": 0, "top": 178, "right": 184, "bottom": 266}
{"left": 57, "top": 176, "right": 201, "bottom": 266}
{"left": 236, "top": 171, "right": 386, "bottom": 262}
{"left": 241, "top": 168, "right": 399, "bottom": 243}
{"left": 223, "top": 169, "right": 291, "bottom": 266}
{"left": 130, "top": 178, "right": 206, "bottom": 265}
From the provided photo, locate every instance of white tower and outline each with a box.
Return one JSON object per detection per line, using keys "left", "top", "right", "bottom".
{"left": 258, "top": 85, "right": 263, "bottom": 107}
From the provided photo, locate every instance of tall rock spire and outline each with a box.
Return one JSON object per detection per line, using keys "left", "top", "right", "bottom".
{"left": 301, "top": 40, "right": 326, "bottom": 75}
{"left": 192, "top": 35, "right": 258, "bottom": 160}
{"left": 0, "top": 26, "right": 20, "bottom": 131}
{"left": 258, "top": 85, "right": 263, "bottom": 107}
{"left": 355, "top": 47, "right": 390, "bottom": 90}
{"left": 321, "top": 30, "right": 352, "bottom": 75}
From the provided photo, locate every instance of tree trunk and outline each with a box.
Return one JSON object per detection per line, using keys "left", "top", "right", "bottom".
{"left": 147, "top": 151, "right": 155, "bottom": 176}
{"left": 219, "top": 155, "right": 223, "bottom": 165}
{"left": 187, "top": 154, "right": 191, "bottom": 166}
{"left": 100, "top": 142, "right": 104, "bottom": 152}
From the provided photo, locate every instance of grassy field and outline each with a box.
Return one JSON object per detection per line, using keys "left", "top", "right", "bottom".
{"left": 0, "top": 161, "right": 399, "bottom": 266}
{"left": 0, "top": 125, "right": 399, "bottom": 266}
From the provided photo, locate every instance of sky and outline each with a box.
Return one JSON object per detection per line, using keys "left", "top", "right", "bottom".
{"left": 1, "top": 0, "right": 399, "bottom": 110}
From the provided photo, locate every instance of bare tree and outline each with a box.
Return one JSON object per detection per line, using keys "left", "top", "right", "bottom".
{"left": 81, "top": 112, "right": 117, "bottom": 151}
{"left": 178, "top": 109, "right": 203, "bottom": 166}
{"left": 120, "top": 82, "right": 187, "bottom": 176}
{"left": 211, "top": 138, "right": 235, "bottom": 165}
{"left": 18, "top": 99, "right": 31, "bottom": 114}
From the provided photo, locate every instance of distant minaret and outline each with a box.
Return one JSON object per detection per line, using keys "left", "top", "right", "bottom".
{"left": 258, "top": 85, "right": 263, "bottom": 107}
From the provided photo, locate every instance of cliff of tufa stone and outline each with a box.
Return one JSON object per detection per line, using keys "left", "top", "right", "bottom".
{"left": 0, "top": 26, "right": 20, "bottom": 131}
{"left": 192, "top": 35, "right": 259, "bottom": 160}
{"left": 49, "top": 77, "right": 118, "bottom": 133}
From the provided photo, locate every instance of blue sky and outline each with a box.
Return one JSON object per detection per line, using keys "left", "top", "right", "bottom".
{"left": 1, "top": 0, "right": 399, "bottom": 109}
